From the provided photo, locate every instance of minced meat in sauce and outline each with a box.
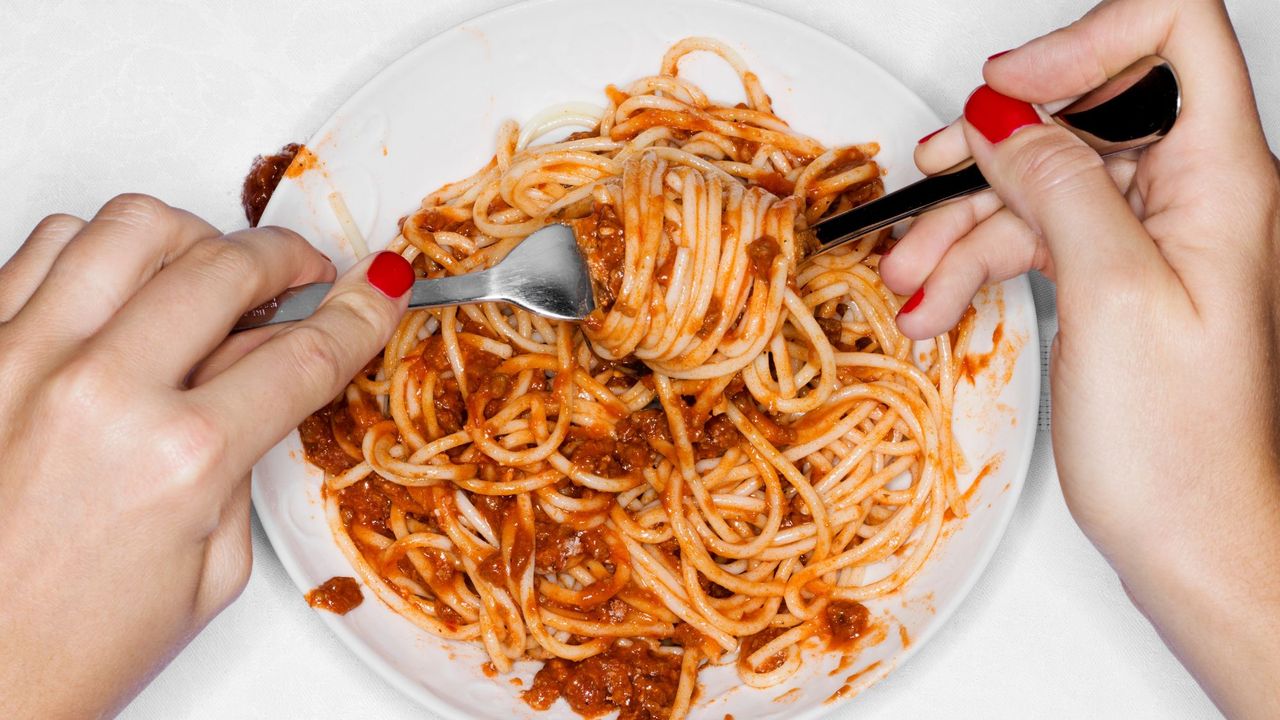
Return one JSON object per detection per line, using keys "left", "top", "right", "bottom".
{"left": 534, "top": 515, "right": 611, "bottom": 574}
{"left": 523, "top": 641, "right": 683, "bottom": 720}
{"left": 574, "top": 202, "right": 627, "bottom": 310}
{"left": 745, "top": 235, "right": 781, "bottom": 282}
{"left": 305, "top": 576, "right": 364, "bottom": 615}
{"left": 298, "top": 402, "right": 359, "bottom": 475}
{"left": 737, "top": 626, "right": 788, "bottom": 674}
{"left": 820, "top": 600, "right": 871, "bottom": 651}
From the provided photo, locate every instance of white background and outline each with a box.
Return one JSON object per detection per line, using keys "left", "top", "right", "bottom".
{"left": 3, "top": 1, "right": 1276, "bottom": 718}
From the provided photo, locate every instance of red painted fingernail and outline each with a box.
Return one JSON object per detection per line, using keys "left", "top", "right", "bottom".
{"left": 881, "top": 242, "right": 895, "bottom": 259}
{"left": 916, "top": 127, "right": 945, "bottom": 144}
{"left": 899, "top": 288, "right": 925, "bottom": 315}
{"left": 964, "top": 85, "right": 1040, "bottom": 143}
{"left": 987, "top": 50, "right": 1010, "bottom": 60}
{"left": 366, "top": 251, "right": 414, "bottom": 298}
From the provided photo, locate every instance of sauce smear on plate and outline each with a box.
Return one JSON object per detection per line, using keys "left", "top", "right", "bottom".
{"left": 242, "top": 142, "right": 301, "bottom": 226}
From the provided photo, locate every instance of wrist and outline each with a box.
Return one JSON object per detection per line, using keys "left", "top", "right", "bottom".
{"left": 1105, "top": 475, "right": 1280, "bottom": 720}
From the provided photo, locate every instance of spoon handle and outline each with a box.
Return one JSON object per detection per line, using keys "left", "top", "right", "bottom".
{"left": 810, "top": 55, "right": 1180, "bottom": 254}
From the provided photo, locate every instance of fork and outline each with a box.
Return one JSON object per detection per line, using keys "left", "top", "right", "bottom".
{"left": 233, "top": 223, "right": 594, "bottom": 330}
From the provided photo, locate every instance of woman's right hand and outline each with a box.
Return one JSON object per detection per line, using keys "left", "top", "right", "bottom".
{"left": 0, "top": 195, "right": 412, "bottom": 718}
{"left": 880, "top": 0, "right": 1280, "bottom": 716}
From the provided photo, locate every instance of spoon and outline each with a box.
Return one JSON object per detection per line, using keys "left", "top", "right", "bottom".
{"left": 809, "top": 55, "right": 1180, "bottom": 254}
{"left": 235, "top": 55, "right": 1179, "bottom": 329}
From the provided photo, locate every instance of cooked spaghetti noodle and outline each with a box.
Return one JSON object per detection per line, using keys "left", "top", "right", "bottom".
{"left": 298, "top": 37, "right": 973, "bottom": 720}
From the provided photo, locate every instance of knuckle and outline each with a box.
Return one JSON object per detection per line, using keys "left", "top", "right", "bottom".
{"left": 31, "top": 213, "right": 84, "bottom": 240}
{"left": 100, "top": 193, "right": 172, "bottom": 227}
{"left": 280, "top": 323, "right": 349, "bottom": 395}
{"left": 155, "top": 404, "right": 227, "bottom": 492}
{"left": 248, "top": 224, "right": 309, "bottom": 249}
{"left": 1008, "top": 131, "right": 1105, "bottom": 199}
{"left": 1062, "top": 24, "right": 1108, "bottom": 91}
{"left": 335, "top": 287, "right": 395, "bottom": 341}
{"left": 969, "top": 243, "right": 995, "bottom": 283}
{"left": 191, "top": 238, "right": 259, "bottom": 285}
{"left": 47, "top": 356, "right": 114, "bottom": 417}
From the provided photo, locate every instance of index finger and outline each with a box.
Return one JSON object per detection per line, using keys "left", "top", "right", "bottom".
{"left": 187, "top": 251, "right": 413, "bottom": 473}
{"left": 983, "top": 0, "right": 1265, "bottom": 150}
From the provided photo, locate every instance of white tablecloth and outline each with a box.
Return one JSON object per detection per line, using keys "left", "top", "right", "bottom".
{"left": 4, "top": 1, "right": 1275, "bottom": 717}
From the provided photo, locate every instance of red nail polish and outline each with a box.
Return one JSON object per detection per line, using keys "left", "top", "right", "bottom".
{"left": 881, "top": 242, "right": 895, "bottom": 259}
{"left": 964, "top": 85, "right": 1040, "bottom": 143}
{"left": 899, "top": 288, "right": 925, "bottom": 315}
{"left": 366, "top": 251, "right": 414, "bottom": 298}
{"left": 987, "top": 50, "right": 1010, "bottom": 60}
{"left": 916, "top": 127, "right": 944, "bottom": 144}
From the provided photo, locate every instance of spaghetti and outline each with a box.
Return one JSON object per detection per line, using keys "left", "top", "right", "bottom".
{"left": 299, "top": 37, "right": 973, "bottom": 720}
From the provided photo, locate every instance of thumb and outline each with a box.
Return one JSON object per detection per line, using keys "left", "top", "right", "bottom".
{"left": 958, "top": 85, "right": 1174, "bottom": 305}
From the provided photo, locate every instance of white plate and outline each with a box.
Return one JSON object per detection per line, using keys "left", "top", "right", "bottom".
{"left": 252, "top": 0, "right": 1041, "bottom": 717}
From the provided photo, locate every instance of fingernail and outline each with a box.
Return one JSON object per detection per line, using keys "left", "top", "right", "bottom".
{"left": 987, "top": 50, "right": 1010, "bottom": 60}
{"left": 366, "top": 251, "right": 414, "bottom": 298}
{"left": 916, "top": 127, "right": 945, "bottom": 144}
{"left": 964, "top": 85, "right": 1040, "bottom": 144}
{"left": 899, "top": 288, "right": 925, "bottom": 315}
{"left": 881, "top": 242, "right": 895, "bottom": 259}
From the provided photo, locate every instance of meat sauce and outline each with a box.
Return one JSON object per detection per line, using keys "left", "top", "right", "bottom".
{"left": 305, "top": 576, "right": 364, "bottom": 615}
{"left": 753, "top": 171, "right": 795, "bottom": 198}
{"left": 523, "top": 641, "right": 683, "bottom": 720}
{"left": 745, "top": 235, "right": 781, "bottom": 282}
{"left": 535, "top": 515, "right": 611, "bottom": 574}
{"left": 729, "top": 392, "right": 795, "bottom": 447}
{"left": 298, "top": 402, "right": 359, "bottom": 475}
{"left": 819, "top": 600, "right": 871, "bottom": 652}
{"left": 570, "top": 409, "right": 665, "bottom": 476}
{"left": 738, "top": 626, "right": 788, "bottom": 674}
{"left": 574, "top": 202, "right": 627, "bottom": 310}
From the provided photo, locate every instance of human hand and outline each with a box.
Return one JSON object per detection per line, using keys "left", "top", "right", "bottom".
{"left": 0, "top": 195, "right": 412, "bottom": 718}
{"left": 880, "top": 0, "right": 1280, "bottom": 716}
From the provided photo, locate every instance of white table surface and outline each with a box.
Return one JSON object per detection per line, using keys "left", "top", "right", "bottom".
{"left": 4, "top": 1, "right": 1276, "bottom": 718}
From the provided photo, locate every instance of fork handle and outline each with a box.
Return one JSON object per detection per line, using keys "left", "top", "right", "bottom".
{"left": 810, "top": 162, "right": 985, "bottom": 250}
{"left": 407, "top": 270, "right": 498, "bottom": 310}
{"left": 233, "top": 283, "right": 333, "bottom": 331}
{"left": 810, "top": 55, "right": 1178, "bottom": 255}
{"left": 233, "top": 272, "right": 499, "bottom": 332}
